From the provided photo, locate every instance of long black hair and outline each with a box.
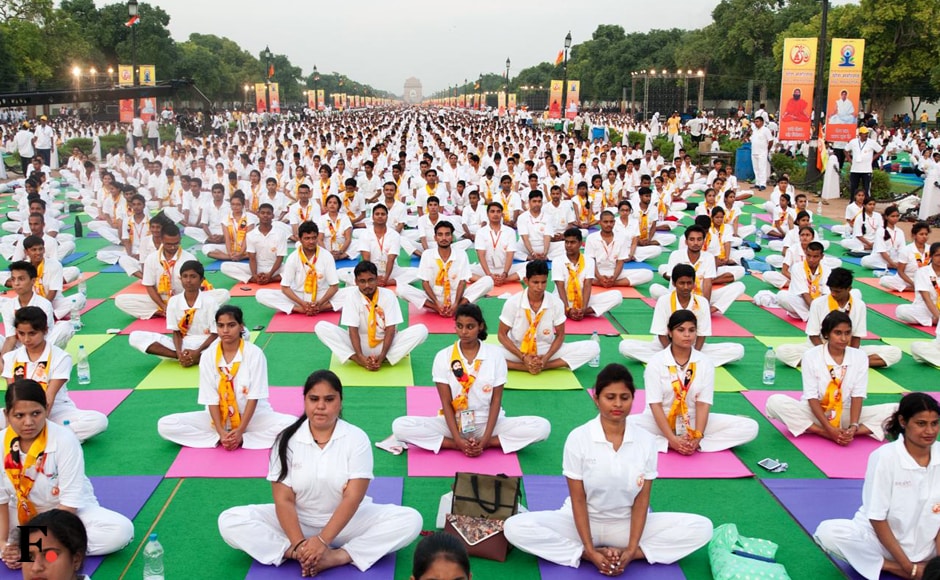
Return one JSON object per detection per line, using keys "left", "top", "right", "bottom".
{"left": 272, "top": 370, "right": 343, "bottom": 483}
{"left": 884, "top": 392, "right": 940, "bottom": 441}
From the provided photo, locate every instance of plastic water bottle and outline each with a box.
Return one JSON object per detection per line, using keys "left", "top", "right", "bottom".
{"left": 762, "top": 347, "right": 776, "bottom": 385}
{"left": 76, "top": 345, "right": 91, "bottom": 385}
{"left": 588, "top": 331, "right": 601, "bottom": 367}
{"left": 816, "top": 199, "right": 823, "bottom": 217}
{"left": 142, "top": 533, "right": 165, "bottom": 580}
{"left": 70, "top": 301, "right": 82, "bottom": 330}
{"left": 78, "top": 277, "right": 87, "bottom": 296}
{"left": 73, "top": 216, "right": 83, "bottom": 238}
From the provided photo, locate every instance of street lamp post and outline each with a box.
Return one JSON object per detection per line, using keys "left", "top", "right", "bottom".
{"left": 505, "top": 57, "right": 510, "bottom": 92}
{"left": 243, "top": 84, "right": 249, "bottom": 109}
{"left": 561, "top": 31, "right": 572, "bottom": 118}
{"left": 313, "top": 64, "right": 320, "bottom": 112}
{"left": 107, "top": 67, "right": 114, "bottom": 86}
{"left": 262, "top": 45, "right": 273, "bottom": 114}
{"left": 127, "top": 0, "right": 138, "bottom": 86}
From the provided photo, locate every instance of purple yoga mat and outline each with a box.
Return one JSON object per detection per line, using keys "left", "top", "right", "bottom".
{"left": 763, "top": 479, "right": 903, "bottom": 580}
{"left": 244, "top": 478, "right": 403, "bottom": 579}
{"left": 521, "top": 476, "right": 686, "bottom": 579}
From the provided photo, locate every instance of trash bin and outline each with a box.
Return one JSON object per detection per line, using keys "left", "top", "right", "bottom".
{"left": 591, "top": 126, "right": 606, "bottom": 142}
{"left": 734, "top": 143, "right": 754, "bottom": 182}
{"left": 553, "top": 122, "right": 564, "bottom": 132}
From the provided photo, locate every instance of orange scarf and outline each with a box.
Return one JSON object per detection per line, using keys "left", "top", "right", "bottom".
{"left": 158, "top": 247, "right": 182, "bottom": 299}
{"left": 805, "top": 261, "right": 823, "bottom": 300}
{"left": 667, "top": 363, "right": 702, "bottom": 438}
{"left": 33, "top": 261, "right": 47, "bottom": 298}
{"left": 4, "top": 425, "right": 48, "bottom": 525}
{"left": 299, "top": 248, "right": 319, "bottom": 297}
{"left": 216, "top": 340, "right": 244, "bottom": 430}
{"left": 821, "top": 364, "right": 846, "bottom": 427}
{"left": 178, "top": 306, "right": 196, "bottom": 337}
{"left": 449, "top": 342, "right": 481, "bottom": 413}
{"left": 436, "top": 259, "right": 453, "bottom": 308}
{"left": 364, "top": 291, "right": 384, "bottom": 348}
{"left": 520, "top": 308, "right": 546, "bottom": 356}
{"left": 566, "top": 256, "right": 584, "bottom": 310}
{"left": 228, "top": 215, "right": 249, "bottom": 254}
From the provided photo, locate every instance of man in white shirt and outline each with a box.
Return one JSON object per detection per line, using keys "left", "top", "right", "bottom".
{"left": 516, "top": 190, "right": 561, "bottom": 261}
{"left": 749, "top": 116, "right": 774, "bottom": 190}
{"left": 13, "top": 123, "right": 35, "bottom": 175}
{"left": 33, "top": 116, "right": 55, "bottom": 167}
{"left": 219, "top": 203, "right": 287, "bottom": 285}
{"left": 471, "top": 202, "right": 525, "bottom": 286}
{"left": 846, "top": 127, "right": 885, "bottom": 196}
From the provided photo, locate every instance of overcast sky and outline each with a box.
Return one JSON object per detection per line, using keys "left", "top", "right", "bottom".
{"left": 96, "top": 0, "right": 855, "bottom": 95}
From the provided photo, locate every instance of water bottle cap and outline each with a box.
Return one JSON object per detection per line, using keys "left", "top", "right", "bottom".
{"left": 767, "top": 346, "right": 773, "bottom": 350}
{"left": 149, "top": 533, "right": 157, "bottom": 541}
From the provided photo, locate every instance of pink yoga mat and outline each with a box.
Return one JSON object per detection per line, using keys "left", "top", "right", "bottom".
{"left": 165, "top": 446, "right": 270, "bottom": 478}
{"left": 563, "top": 315, "right": 618, "bottom": 336}
{"left": 266, "top": 310, "right": 341, "bottom": 333}
{"left": 63, "top": 271, "right": 98, "bottom": 292}
{"left": 763, "top": 305, "right": 880, "bottom": 339}
{"left": 404, "top": 386, "right": 523, "bottom": 477}
{"left": 79, "top": 298, "right": 105, "bottom": 315}
{"left": 597, "top": 286, "right": 643, "bottom": 299}
{"left": 486, "top": 281, "right": 524, "bottom": 297}
{"left": 119, "top": 316, "right": 169, "bottom": 335}
{"left": 268, "top": 386, "right": 304, "bottom": 416}
{"left": 640, "top": 298, "right": 753, "bottom": 337}
{"left": 742, "top": 390, "right": 884, "bottom": 478}
{"left": 868, "top": 303, "right": 936, "bottom": 336}
{"left": 408, "top": 305, "right": 459, "bottom": 334}
{"left": 753, "top": 213, "right": 772, "bottom": 224}
{"left": 110, "top": 280, "right": 149, "bottom": 297}
{"left": 229, "top": 282, "right": 280, "bottom": 297}
{"left": 856, "top": 277, "right": 915, "bottom": 302}
{"left": 68, "top": 389, "right": 132, "bottom": 416}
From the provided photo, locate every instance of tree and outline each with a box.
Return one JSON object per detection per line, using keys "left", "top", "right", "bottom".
{"left": 94, "top": 2, "right": 179, "bottom": 80}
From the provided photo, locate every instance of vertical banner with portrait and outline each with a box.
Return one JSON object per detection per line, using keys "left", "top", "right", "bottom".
{"left": 458, "top": 94, "right": 466, "bottom": 108}
{"left": 778, "top": 38, "right": 817, "bottom": 141}
{"left": 255, "top": 83, "right": 267, "bottom": 113}
{"left": 307, "top": 91, "right": 316, "bottom": 110}
{"left": 138, "top": 65, "right": 156, "bottom": 86}
{"left": 549, "top": 80, "right": 563, "bottom": 119}
{"left": 824, "top": 39, "right": 865, "bottom": 143}
{"left": 316, "top": 89, "right": 325, "bottom": 111}
{"left": 119, "top": 99, "right": 134, "bottom": 123}
{"left": 118, "top": 64, "right": 133, "bottom": 87}
{"left": 139, "top": 98, "right": 156, "bottom": 121}
{"left": 498, "top": 91, "right": 506, "bottom": 116}
{"left": 508, "top": 93, "right": 517, "bottom": 114}
{"left": 565, "top": 81, "right": 580, "bottom": 120}
{"left": 269, "top": 83, "right": 281, "bottom": 113}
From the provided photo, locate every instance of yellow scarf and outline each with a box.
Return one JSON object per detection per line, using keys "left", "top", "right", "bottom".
{"left": 579, "top": 197, "right": 593, "bottom": 222}
{"left": 689, "top": 257, "right": 704, "bottom": 295}
{"left": 216, "top": 340, "right": 244, "bottom": 430}
{"left": 914, "top": 249, "right": 930, "bottom": 268}
{"left": 566, "top": 256, "right": 585, "bottom": 309}
{"left": 299, "top": 248, "right": 319, "bottom": 297}
{"left": 158, "top": 247, "right": 182, "bottom": 299}
{"left": 228, "top": 215, "right": 249, "bottom": 254}
{"left": 4, "top": 425, "right": 48, "bottom": 525}
{"left": 670, "top": 291, "right": 699, "bottom": 313}
{"left": 827, "top": 294, "right": 852, "bottom": 314}
{"left": 499, "top": 192, "right": 512, "bottom": 222}
{"left": 449, "top": 342, "right": 481, "bottom": 413}
{"left": 178, "top": 306, "right": 196, "bottom": 337}
{"left": 343, "top": 193, "right": 357, "bottom": 219}
{"left": 364, "top": 291, "right": 384, "bottom": 348}
{"left": 293, "top": 176, "right": 305, "bottom": 197}
{"left": 520, "top": 308, "right": 546, "bottom": 356}
{"left": 34, "top": 261, "right": 46, "bottom": 298}
{"left": 604, "top": 184, "right": 618, "bottom": 208}
{"left": 805, "top": 261, "right": 823, "bottom": 300}
{"left": 705, "top": 225, "right": 726, "bottom": 259}
{"left": 319, "top": 180, "right": 332, "bottom": 206}
{"left": 667, "top": 363, "right": 702, "bottom": 438}
{"left": 821, "top": 364, "right": 846, "bottom": 427}
{"left": 933, "top": 276, "right": 940, "bottom": 310}
{"left": 436, "top": 259, "right": 453, "bottom": 308}
{"left": 327, "top": 217, "right": 339, "bottom": 249}
{"left": 639, "top": 210, "right": 649, "bottom": 240}
{"left": 250, "top": 183, "right": 261, "bottom": 212}
{"left": 658, "top": 193, "right": 668, "bottom": 216}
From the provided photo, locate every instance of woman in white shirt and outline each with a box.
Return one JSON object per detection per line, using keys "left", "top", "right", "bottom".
{"left": 895, "top": 242, "right": 940, "bottom": 327}
{"left": 20, "top": 509, "right": 92, "bottom": 580}
{"left": 0, "top": 380, "right": 133, "bottom": 565}
{"left": 815, "top": 392, "right": 940, "bottom": 580}
{"left": 632, "top": 310, "right": 759, "bottom": 454}
{"left": 861, "top": 205, "right": 905, "bottom": 270}
{"left": 840, "top": 196, "right": 881, "bottom": 254}
{"left": 392, "top": 303, "right": 549, "bottom": 456}
{"left": 156, "top": 305, "right": 295, "bottom": 450}
{"left": 218, "top": 370, "right": 422, "bottom": 576}
{"left": 879, "top": 221, "right": 931, "bottom": 292}
{"left": 833, "top": 188, "right": 869, "bottom": 237}
{"left": 504, "top": 364, "right": 712, "bottom": 574}
{"left": 317, "top": 194, "right": 356, "bottom": 261}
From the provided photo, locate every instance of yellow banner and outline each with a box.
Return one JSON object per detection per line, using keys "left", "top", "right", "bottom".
{"left": 307, "top": 90, "right": 316, "bottom": 109}
{"left": 333, "top": 94, "right": 341, "bottom": 109}
{"left": 508, "top": 93, "right": 517, "bottom": 113}
{"left": 549, "top": 80, "right": 564, "bottom": 119}
{"left": 565, "top": 80, "right": 580, "bottom": 119}
{"left": 779, "top": 38, "right": 818, "bottom": 141}
{"left": 824, "top": 39, "right": 865, "bottom": 143}
{"left": 269, "top": 83, "right": 281, "bottom": 113}
{"left": 138, "top": 64, "right": 156, "bottom": 86}
{"left": 498, "top": 91, "right": 506, "bottom": 116}
{"left": 316, "top": 89, "right": 325, "bottom": 110}
{"left": 118, "top": 64, "right": 133, "bottom": 87}
{"left": 254, "top": 83, "right": 267, "bottom": 112}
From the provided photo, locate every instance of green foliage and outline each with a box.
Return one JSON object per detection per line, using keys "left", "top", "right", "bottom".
{"left": 770, "top": 153, "right": 800, "bottom": 178}
{"left": 100, "top": 134, "right": 125, "bottom": 155}
{"left": 57, "top": 137, "right": 92, "bottom": 160}
{"left": 627, "top": 132, "right": 645, "bottom": 147}
{"left": 720, "top": 138, "right": 744, "bottom": 161}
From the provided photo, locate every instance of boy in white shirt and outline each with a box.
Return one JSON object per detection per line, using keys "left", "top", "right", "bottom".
{"left": 584, "top": 211, "right": 655, "bottom": 288}
{"left": 516, "top": 190, "right": 560, "bottom": 261}
{"left": 552, "top": 228, "right": 623, "bottom": 320}
{"left": 219, "top": 203, "right": 287, "bottom": 285}
{"left": 471, "top": 202, "right": 525, "bottom": 286}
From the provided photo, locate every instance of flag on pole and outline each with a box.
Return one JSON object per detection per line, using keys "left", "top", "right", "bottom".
{"left": 125, "top": 15, "right": 139, "bottom": 27}
{"left": 554, "top": 50, "right": 564, "bottom": 66}
{"left": 268, "top": 63, "right": 275, "bottom": 78}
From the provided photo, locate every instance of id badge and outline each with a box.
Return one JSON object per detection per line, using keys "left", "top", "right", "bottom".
{"left": 675, "top": 416, "right": 688, "bottom": 437}
{"left": 459, "top": 410, "right": 476, "bottom": 435}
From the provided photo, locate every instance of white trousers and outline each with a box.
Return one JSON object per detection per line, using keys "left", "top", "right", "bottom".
{"left": 219, "top": 262, "right": 285, "bottom": 284}
{"left": 218, "top": 501, "right": 422, "bottom": 570}
{"left": 96, "top": 245, "right": 124, "bottom": 265}
{"left": 52, "top": 292, "right": 86, "bottom": 320}
{"left": 86, "top": 221, "right": 121, "bottom": 245}
{"left": 0, "top": 398, "right": 107, "bottom": 443}
{"left": 400, "top": 236, "right": 471, "bottom": 257}
{"left": 633, "top": 245, "right": 664, "bottom": 262}
{"left": 775, "top": 291, "right": 812, "bottom": 322}
{"left": 392, "top": 413, "right": 550, "bottom": 454}
{"left": 630, "top": 412, "right": 758, "bottom": 453}
{"left": 395, "top": 277, "right": 494, "bottom": 311}
{"left": 115, "top": 289, "right": 230, "bottom": 320}
{"left": 504, "top": 502, "right": 712, "bottom": 568}
{"left": 878, "top": 273, "right": 911, "bottom": 292}
{"left": 650, "top": 282, "right": 744, "bottom": 314}
{"left": 514, "top": 241, "right": 567, "bottom": 262}
{"left": 6, "top": 503, "right": 132, "bottom": 556}
{"left": 761, "top": 270, "right": 789, "bottom": 289}
{"left": 895, "top": 302, "right": 934, "bottom": 327}
{"left": 469, "top": 262, "right": 526, "bottom": 280}
{"left": 752, "top": 152, "right": 769, "bottom": 187}
{"left": 860, "top": 253, "right": 894, "bottom": 270}
{"left": 618, "top": 338, "right": 744, "bottom": 368}
{"left": 183, "top": 225, "right": 222, "bottom": 244}
{"left": 716, "top": 265, "right": 745, "bottom": 281}
{"left": 598, "top": 269, "right": 655, "bottom": 287}
{"left": 839, "top": 238, "right": 869, "bottom": 253}
{"left": 775, "top": 340, "right": 902, "bottom": 368}
{"left": 498, "top": 341, "right": 600, "bottom": 372}
{"left": 652, "top": 232, "right": 677, "bottom": 247}
{"left": 814, "top": 518, "right": 932, "bottom": 580}
{"left": 156, "top": 407, "right": 296, "bottom": 449}
{"left": 49, "top": 321, "right": 75, "bottom": 350}
{"left": 572, "top": 290, "right": 623, "bottom": 317}
{"left": 314, "top": 321, "right": 428, "bottom": 366}
{"left": 765, "top": 394, "right": 897, "bottom": 441}
{"left": 255, "top": 288, "right": 344, "bottom": 315}
{"left": 911, "top": 339, "right": 940, "bottom": 367}
{"left": 128, "top": 332, "right": 208, "bottom": 356}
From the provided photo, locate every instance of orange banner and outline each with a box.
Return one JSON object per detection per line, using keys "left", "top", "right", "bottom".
{"left": 498, "top": 92, "right": 506, "bottom": 116}
{"left": 824, "top": 39, "right": 865, "bottom": 143}
{"left": 778, "top": 38, "right": 818, "bottom": 141}
{"left": 549, "top": 80, "right": 563, "bottom": 119}
{"left": 508, "top": 93, "right": 517, "bottom": 114}
{"left": 269, "top": 83, "right": 281, "bottom": 113}
{"left": 316, "top": 89, "right": 325, "bottom": 111}
{"left": 119, "top": 99, "right": 134, "bottom": 122}
{"left": 139, "top": 98, "right": 156, "bottom": 122}
{"left": 255, "top": 83, "right": 267, "bottom": 113}
{"left": 307, "top": 91, "right": 316, "bottom": 109}
{"left": 565, "top": 81, "right": 580, "bottom": 119}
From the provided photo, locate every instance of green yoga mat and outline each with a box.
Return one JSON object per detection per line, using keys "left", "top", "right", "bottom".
{"left": 329, "top": 354, "right": 415, "bottom": 387}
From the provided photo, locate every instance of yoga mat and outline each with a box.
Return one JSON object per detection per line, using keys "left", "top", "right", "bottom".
{"left": 100, "top": 263, "right": 125, "bottom": 273}
{"left": 62, "top": 271, "right": 98, "bottom": 291}
{"left": 407, "top": 305, "right": 458, "bottom": 334}
{"left": 61, "top": 251, "right": 88, "bottom": 265}
{"left": 486, "top": 281, "right": 524, "bottom": 297}
{"left": 266, "top": 310, "right": 342, "bottom": 333}
{"left": 166, "top": 446, "right": 271, "bottom": 478}
{"left": 405, "top": 387, "right": 522, "bottom": 477}
{"left": 334, "top": 257, "right": 360, "bottom": 270}
{"left": 79, "top": 297, "right": 105, "bottom": 315}
{"left": 753, "top": 213, "right": 772, "bottom": 223}
{"left": 763, "top": 306, "right": 879, "bottom": 339}
{"left": 244, "top": 478, "right": 404, "bottom": 579}
{"left": 563, "top": 315, "right": 619, "bottom": 336}
{"left": 135, "top": 359, "right": 201, "bottom": 389}
{"left": 869, "top": 303, "right": 936, "bottom": 336}
{"left": 506, "top": 368, "right": 584, "bottom": 391}
{"left": 229, "top": 281, "right": 281, "bottom": 297}
{"left": 714, "top": 367, "right": 746, "bottom": 392}
{"left": 202, "top": 259, "right": 229, "bottom": 272}
{"left": 119, "top": 315, "right": 169, "bottom": 335}
{"left": 856, "top": 277, "right": 915, "bottom": 302}
{"left": 840, "top": 255, "right": 865, "bottom": 267}
{"left": 522, "top": 476, "right": 686, "bottom": 579}
{"left": 68, "top": 389, "right": 132, "bottom": 415}
{"left": 110, "top": 280, "right": 150, "bottom": 297}
{"left": 329, "top": 354, "right": 414, "bottom": 387}
{"left": 596, "top": 286, "right": 643, "bottom": 299}
{"left": 742, "top": 391, "right": 884, "bottom": 478}
{"left": 268, "top": 386, "right": 304, "bottom": 416}
{"left": 65, "top": 333, "right": 115, "bottom": 358}
{"left": 763, "top": 479, "right": 903, "bottom": 580}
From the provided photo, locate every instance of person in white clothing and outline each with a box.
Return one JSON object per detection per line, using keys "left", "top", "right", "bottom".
{"left": 315, "top": 261, "right": 428, "bottom": 370}
{"left": 860, "top": 205, "right": 906, "bottom": 271}
{"left": 749, "top": 117, "right": 774, "bottom": 189}
{"left": 338, "top": 204, "right": 416, "bottom": 287}
{"left": 203, "top": 191, "right": 259, "bottom": 261}
{"left": 217, "top": 370, "right": 422, "bottom": 575}
{"left": 156, "top": 305, "right": 295, "bottom": 449}
{"left": 839, "top": 196, "right": 881, "bottom": 254}
{"left": 392, "top": 303, "right": 549, "bottom": 455}
{"left": 0, "top": 262, "right": 73, "bottom": 362}
{"left": 878, "top": 222, "right": 930, "bottom": 293}
{"left": 620, "top": 265, "right": 744, "bottom": 367}
{"left": 895, "top": 242, "right": 940, "bottom": 327}
{"left": 0, "top": 307, "right": 107, "bottom": 442}
{"left": 768, "top": 311, "right": 898, "bottom": 444}
{"left": 631, "top": 310, "right": 758, "bottom": 453}
{"left": 0, "top": 381, "right": 133, "bottom": 562}
{"left": 516, "top": 190, "right": 561, "bottom": 260}
{"left": 396, "top": 221, "right": 493, "bottom": 316}
{"left": 497, "top": 260, "right": 600, "bottom": 374}
{"left": 814, "top": 393, "right": 940, "bottom": 580}
{"left": 832, "top": 189, "right": 868, "bottom": 237}
{"left": 585, "top": 211, "right": 655, "bottom": 288}
{"left": 775, "top": 242, "right": 831, "bottom": 322}
{"left": 503, "top": 364, "right": 713, "bottom": 573}
{"left": 219, "top": 203, "right": 287, "bottom": 285}
{"left": 18, "top": 236, "right": 85, "bottom": 321}
{"left": 470, "top": 202, "right": 525, "bottom": 286}
{"left": 317, "top": 195, "right": 356, "bottom": 261}
{"left": 910, "top": 318, "right": 940, "bottom": 368}
{"left": 613, "top": 201, "right": 664, "bottom": 263}
{"left": 846, "top": 127, "right": 885, "bottom": 196}
{"left": 553, "top": 228, "right": 623, "bottom": 320}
